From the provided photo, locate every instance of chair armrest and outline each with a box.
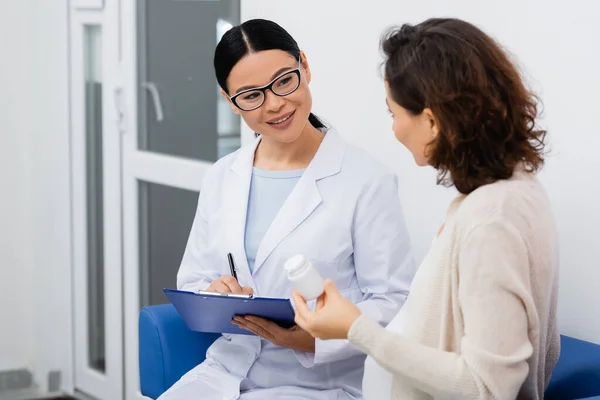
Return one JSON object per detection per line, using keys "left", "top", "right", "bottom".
{"left": 545, "top": 335, "right": 600, "bottom": 400}
{"left": 139, "top": 304, "right": 220, "bottom": 399}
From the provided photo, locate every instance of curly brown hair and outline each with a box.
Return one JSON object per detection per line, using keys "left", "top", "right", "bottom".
{"left": 381, "top": 18, "right": 547, "bottom": 194}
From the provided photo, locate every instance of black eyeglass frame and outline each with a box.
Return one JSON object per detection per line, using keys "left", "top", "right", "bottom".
{"left": 228, "top": 59, "right": 302, "bottom": 111}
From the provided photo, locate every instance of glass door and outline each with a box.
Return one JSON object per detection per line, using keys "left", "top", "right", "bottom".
{"left": 120, "top": 1, "right": 242, "bottom": 399}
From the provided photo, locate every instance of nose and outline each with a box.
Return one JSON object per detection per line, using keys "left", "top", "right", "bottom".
{"left": 263, "top": 89, "right": 285, "bottom": 113}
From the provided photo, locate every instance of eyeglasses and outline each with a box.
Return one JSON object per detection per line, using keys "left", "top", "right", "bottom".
{"left": 229, "top": 59, "right": 302, "bottom": 111}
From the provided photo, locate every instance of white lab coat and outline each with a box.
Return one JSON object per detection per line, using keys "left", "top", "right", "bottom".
{"left": 159, "top": 129, "right": 415, "bottom": 400}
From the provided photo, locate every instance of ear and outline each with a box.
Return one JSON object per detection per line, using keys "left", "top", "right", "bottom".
{"left": 220, "top": 88, "right": 240, "bottom": 115}
{"left": 422, "top": 107, "right": 439, "bottom": 138}
{"left": 299, "top": 50, "right": 311, "bottom": 84}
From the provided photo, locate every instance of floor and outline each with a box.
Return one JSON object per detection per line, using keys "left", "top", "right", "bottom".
{"left": 0, "top": 389, "right": 72, "bottom": 400}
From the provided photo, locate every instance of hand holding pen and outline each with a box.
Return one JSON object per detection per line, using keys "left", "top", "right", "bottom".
{"left": 205, "top": 252, "right": 253, "bottom": 295}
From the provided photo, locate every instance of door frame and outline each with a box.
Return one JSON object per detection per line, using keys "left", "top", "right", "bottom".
{"left": 69, "top": 0, "right": 124, "bottom": 398}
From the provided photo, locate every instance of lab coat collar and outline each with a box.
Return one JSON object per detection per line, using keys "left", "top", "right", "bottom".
{"left": 231, "top": 135, "right": 261, "bottom": 177}
{"left": 230, "top": 129, "right": 344, "bottom": 179}
{"left": 227, "top": 129, "right": 346, "bottom": 281}
{"left": 222, "top": 139, "right": 258, "bottom": 290}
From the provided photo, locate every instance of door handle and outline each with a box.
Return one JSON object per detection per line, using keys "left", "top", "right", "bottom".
{"left": 142, "top": 81, "right": 164, "bottom": 122}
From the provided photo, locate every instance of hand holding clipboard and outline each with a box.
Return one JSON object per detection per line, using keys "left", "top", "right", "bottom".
{"left": 164, "top": 252, "right": 295, "bottom": 335}
{"left": 164, "top": 288, "right": 295, "bottom": 335}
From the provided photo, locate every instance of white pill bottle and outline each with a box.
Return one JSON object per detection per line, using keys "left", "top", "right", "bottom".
{"left": 284, "top": 254, "right": 325, "bottom": 301}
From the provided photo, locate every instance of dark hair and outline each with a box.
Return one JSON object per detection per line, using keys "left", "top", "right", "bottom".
{"left": 381, "top": 18, "right": 547, "bottom": 194}
{"left": 214, "top": 19, "right": 325, "bottom": 130}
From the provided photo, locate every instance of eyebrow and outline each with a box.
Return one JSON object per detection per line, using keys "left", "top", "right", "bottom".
{"left": 234, "top": 66, "right": 294, "bottom": 94}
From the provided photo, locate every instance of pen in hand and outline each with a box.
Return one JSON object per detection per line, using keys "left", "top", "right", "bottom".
{"left": 223, "top": 252, "right": 252, "bottom": 296}
{"left": 204, "top": 253, "right": 251, "bottom": 295}
{"left": 227, "top": 252, "right": 239, "bottom": 281}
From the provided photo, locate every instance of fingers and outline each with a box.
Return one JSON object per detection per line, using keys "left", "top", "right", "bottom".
{"left": 323, "top": 279, "right": 339, "bottom": 297}
{"left": 315, "top": 291, "right": 326, "bottom": 311}
{"left": 219, "top": 275, "right": 243, "bottom": 294}
{"left": 292, "top": 291, "right": 312, "bottom": 317}
{"left": 207, "top": 280, "right": 231, "bottom": 293}
{"left": 208, "top": 276, "right": 252, "bottom": 295}
{"left": 245, "top": 316, "right": 284, "bottom": 334}
{"left": 232, "top": 316, "right": 278, "bottom": 342}
{"left": 232, "top": 317, "right": 264, "bottom": 338}
{"left": 292, "top": 291, "right": 314, "bottom": 333}
{"left": 293, "top": 311, "right": 318, "bottom": 339}
{"left": 294, "top": 311, "right": 309, "bottom": 332}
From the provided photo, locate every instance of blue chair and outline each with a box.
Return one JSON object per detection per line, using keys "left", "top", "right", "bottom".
{"left": 546, "top": 335, "right": 600, "bottom": 399}
{"left": 139, "top": 304, "right": 600, "bottom": 400}
{"left": 139, "top": 304, "right": 220, "bottom": 400}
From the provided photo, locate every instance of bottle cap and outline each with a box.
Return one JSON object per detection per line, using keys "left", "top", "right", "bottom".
{"left": 284, "top": 254, "right": 308, "bottom": 276}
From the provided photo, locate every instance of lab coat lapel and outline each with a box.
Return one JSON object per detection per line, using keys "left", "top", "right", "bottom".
{"left": 224, "top": 137, "right": 260, "bottom": 287}
{"left": 253, "top": 129, "right": 345, "bottom": 274}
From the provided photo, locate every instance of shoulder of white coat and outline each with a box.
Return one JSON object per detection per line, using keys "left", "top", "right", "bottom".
{"left": 453, "top": 169, "right": 550, "bottom": 232}
{"left": 199, "top": 144, "right": 249, "bottom": 188}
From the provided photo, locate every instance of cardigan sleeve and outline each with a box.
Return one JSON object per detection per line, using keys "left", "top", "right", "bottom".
{"left": 347, "top": 219, "right": 535, "bottom": 400}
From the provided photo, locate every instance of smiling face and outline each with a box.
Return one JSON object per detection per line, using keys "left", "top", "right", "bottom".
{"left": 223, "top": 50, "right": 314, "bottom": 144}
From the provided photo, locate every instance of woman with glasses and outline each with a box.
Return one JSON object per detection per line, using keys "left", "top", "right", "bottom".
{"left": 293, "top": 18, "right": 559, "bottom": 400}
{"left": 158, "top": 19, "right": 416, "bottom": 400}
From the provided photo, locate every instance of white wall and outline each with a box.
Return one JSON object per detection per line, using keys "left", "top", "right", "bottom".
{"left": 28, "top": 0, "right": 73, "bottom": 392}
{"left": 0, "top": 0, "right": 36, "bottom": 372}
{"left": 0, "top": 0, "right": 72, "bottom": 391}
{"left": 242, "top": 0, "right": 600, "bottom": 344}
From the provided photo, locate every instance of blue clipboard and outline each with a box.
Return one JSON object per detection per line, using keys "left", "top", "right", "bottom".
{"left": 163, "top": 288, "right": 296, "bottom": 335}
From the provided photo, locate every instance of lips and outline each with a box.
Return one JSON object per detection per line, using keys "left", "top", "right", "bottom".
{"left": 266, "top": 111, "right": 295, "bottom": 125}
